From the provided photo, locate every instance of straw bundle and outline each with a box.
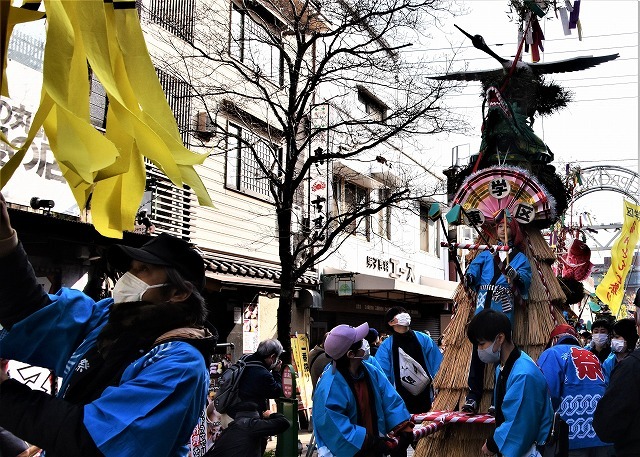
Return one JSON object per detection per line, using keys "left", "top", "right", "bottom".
{"left": 414, "top": 227, "right": 565, "bottom": 457}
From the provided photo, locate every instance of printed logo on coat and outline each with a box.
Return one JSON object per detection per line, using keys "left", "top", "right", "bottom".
{"left": 76, "top": 358, "right": 90, "bottom": 372}
{"left": 570, "top": 347, "right": 604, "bottom": 382}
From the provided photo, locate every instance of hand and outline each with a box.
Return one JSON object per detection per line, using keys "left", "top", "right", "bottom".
{"left": 273, "top": 359, "right": 283, "bottom": 372}
{"left": 481, "top": 441, "right": 496, "bottom": 456}
{"left": 504, "top": 265, "right": 518, "bottom": 281}
{"left": 262, "top": 410, "right": 273, "bottom": 418}
{"left": 393, "top": 431, "right": 414, "bottom": 451}
{"left": 0, "top": 193, "right": 13, "bottom": 239}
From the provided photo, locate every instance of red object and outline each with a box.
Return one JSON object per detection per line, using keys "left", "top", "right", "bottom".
{"left": 561, "top": 239, "right": 594, "bottom": 281}
{"left": 550, "top": 324, "right": 578, "bottom": 339}
{"left": 282, "top": 365, "right": 294, "bottom": 399}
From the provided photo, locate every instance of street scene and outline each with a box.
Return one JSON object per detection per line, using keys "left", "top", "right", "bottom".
{"left": 0, "top": 0, "right": 637, "bottom": 456}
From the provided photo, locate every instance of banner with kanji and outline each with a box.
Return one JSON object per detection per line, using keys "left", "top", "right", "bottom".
{"left": 596, "top": 199, "right": 640, "bottom": 316}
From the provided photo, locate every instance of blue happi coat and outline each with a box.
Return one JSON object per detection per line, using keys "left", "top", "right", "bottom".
{"left": 375, "top": 330, "right": 442, "bottom": 392}
{"left": 312, "top": 361, "right": 409, "bottom": 457}
{"left": 493, "top": 350, "right": 554, "bottom": 457}
{"left": 602, "top": 352, "right": 618, "bottom": 386}
{"left": 0, "top": 288, "right": 209, "bottom": 457}
{"left": 538, "top": 342, "right": 608, "bottom": 450}
{"left": 466, "top": 247, "right": 532, "bottom": 323}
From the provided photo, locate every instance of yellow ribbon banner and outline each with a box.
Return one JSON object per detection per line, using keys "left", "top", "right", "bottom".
{"left": 596, "top": 199, "right": 640, "bottom": 316}
{"left": 1, "top": 0, "right": 213, "bottom": 238}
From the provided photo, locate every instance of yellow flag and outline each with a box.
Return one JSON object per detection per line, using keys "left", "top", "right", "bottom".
{"left": 596, "top": 199, "right": 640, "bottom": 316}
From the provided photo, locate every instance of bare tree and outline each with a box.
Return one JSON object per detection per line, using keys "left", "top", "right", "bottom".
{"left": 144, "top": 0, "right": 464, "bottom": 354}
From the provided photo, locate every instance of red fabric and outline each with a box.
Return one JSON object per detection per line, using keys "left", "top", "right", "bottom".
{"left": 550, "top": 324, "right": 578, "bottom": 339}
{"left": 353, "top": 377, "right": 375, "bottom": 445}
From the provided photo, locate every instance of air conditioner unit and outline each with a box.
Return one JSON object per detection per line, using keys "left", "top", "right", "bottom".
{"left": 195, "top": 110, "right": 214, "bottom": 139}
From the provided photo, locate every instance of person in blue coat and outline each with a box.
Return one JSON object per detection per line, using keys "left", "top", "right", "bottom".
{"left": 313, "top": 323, "right": 413, "bottom": 457}
{"left": 467, "top": 309, "right": 553, "bottom": 457}
{"left": 537, "top": 324, "right": 610, "bottom": 456}
{"left": 375, "top": 306, "right": 442, "bottom": 416}
{"left": 462, "top": 212, "right": 532, "bottom": 414}
{"left": 0, "top": 193, "right": 216, "bottom": 457}
{"left": 602, "top": 318, "right": 638, "bottom": 385}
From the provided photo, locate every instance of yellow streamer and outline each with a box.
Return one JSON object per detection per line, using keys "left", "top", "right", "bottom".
{"left": 596, "top": 199, "right": 640, "bottom": 316}
{"left": 1, "top": 0, "right": 214, "bottom": 237}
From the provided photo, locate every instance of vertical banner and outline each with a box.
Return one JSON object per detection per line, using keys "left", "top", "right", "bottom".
{"left": 596, "top": 199, "right": 640, "bottom": 316}
{"left": 309, "top": 104, "right": 331, "bottom": 242}
{"left": 290, "top": 335, "right": 313, "bottom": 411}
{"left": 242, "top": 302, "right": 259, "bottom": 354}
{"left": 295, "top": 334, "right": 314, "bottom": 410}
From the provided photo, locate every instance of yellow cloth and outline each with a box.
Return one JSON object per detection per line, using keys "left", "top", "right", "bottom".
{"left": 1, "top": 0, "right": 213, "bottom": 238}
{"left": 596, "top": 199, "right": 640, "bottom": 316}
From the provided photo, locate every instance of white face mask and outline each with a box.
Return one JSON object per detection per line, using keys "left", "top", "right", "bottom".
{"left": 611, "top": 338, "right": 627, "bottom": 354}
{"left": 361, "top": 339, "right": 371, "bottom": 360}
{"left": 592, "top": 333, "right": 609, "bottom": 348}
{"left": 477, "top": 338, "right": 501, "bottom": 364}
{"left": 269, "top": 354, "right": 281, "bottom": 370}
{"left": 112, "top": 272, "right": 168, "bottom": 303}
{"left": 394, "top": 313, "right": 412, "bottom": 327}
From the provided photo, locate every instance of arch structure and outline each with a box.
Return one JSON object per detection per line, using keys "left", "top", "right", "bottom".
{"left": 570, "top": 165, "right": 640, "bottom": 205}
{"left": 566, "top": 165, "right": 639, "bottom": 252}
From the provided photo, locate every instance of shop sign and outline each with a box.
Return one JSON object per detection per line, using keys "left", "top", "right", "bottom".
{"left": 1, "top": 97, "right": 79, "bottom": 216}
{"left": 365, "top": 255, "right": 415, "bottom": 282}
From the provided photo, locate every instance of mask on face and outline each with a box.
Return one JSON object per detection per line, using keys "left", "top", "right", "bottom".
{"left": 393, "top": 313, "right": 412, "bottom": 327}
{"left": 269, "top": 354, "right": 282, "bottom": 370}
{"left": 477, "top": 338, "right": 501, "bottom": 364}
{"left": 112, "top": 272, "right": 168, "bottom": 303}
{"left": 611, "top": 338, "right": 627, "bottom": 354}
{"left": 361, "top": 339, "right": 371, "bottom": 360}
{"left": 591, "top": 333, "right": 609, "bottom": 348}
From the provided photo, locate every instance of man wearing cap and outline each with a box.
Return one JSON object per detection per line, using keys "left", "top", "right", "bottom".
{"left": 593, "top": 304, "right": 640, "bottom": 456}
{"left": 375, "top": 306, "right": 442, "bottom": 418}
{"left": 0, "top": 193, "right": 217, "bottom": 456}
{"left": 537, "top": 324, "right": 609, "bottom": 456}
{"left": 313, "top": 323, "right": 413, "bottom": 457}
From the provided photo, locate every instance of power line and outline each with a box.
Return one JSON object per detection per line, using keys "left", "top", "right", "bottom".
{"left": 405, "top": 31, "right": 638, "bottom": 53}
{"left": 440, "top": 81, "right": 638, "bottom": 98}
{"left": 446, "top": 95, "right": 637, "bottom": 109}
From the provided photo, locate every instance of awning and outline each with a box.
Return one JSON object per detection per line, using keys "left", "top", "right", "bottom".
{"left": 323, "top": 268, "right": 457, "bottom": 304}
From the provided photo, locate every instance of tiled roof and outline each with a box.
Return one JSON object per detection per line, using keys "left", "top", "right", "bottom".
{"left": 202, "top": 254, "right": 319, "bottom": 286}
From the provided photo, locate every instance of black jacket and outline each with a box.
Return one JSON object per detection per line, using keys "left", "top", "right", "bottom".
{"left": 593, "top": 348, "right": 640, "bottom": 456}
{"left": 237, "top": 353, "right": 283, "bottom": 412}
{"left": 205, "top": 412, "right": 290, "bottom": 457}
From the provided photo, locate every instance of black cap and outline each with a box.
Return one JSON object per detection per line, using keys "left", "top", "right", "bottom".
{"left": 108, "top": 233, "right": 205, "bottom": 291}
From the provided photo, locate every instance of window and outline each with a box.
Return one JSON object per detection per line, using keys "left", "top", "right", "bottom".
{"left": 420, "top": 204, "right": 440, "bottom": 257}
{"left": 143, "top": 163, "right": 194, "bottom": 239}
{"left": 157, "top": 69, "right": 192, "bottom": 144}
{"left": 230, "top": 3, "right": 284, "bottom": 86}
{"left": 357, "top": 86, "right": 388, "bottom": 121}
{"left": 333, "top": 177, "right": 370, "bottom": 240}
{"left": 148, "top": 0, "right": 196, "bottom": 41}
{"left": 7, "top": 29, "right": 44, "bottom": 72}
{"left": 89, "top": 69, "right": 108, "bottom": 131}
{"left": 376, "top": 188, "right": 391, "bottom": 240}
{"left": 226, "top": 123, "right": 283, "bottom": 201}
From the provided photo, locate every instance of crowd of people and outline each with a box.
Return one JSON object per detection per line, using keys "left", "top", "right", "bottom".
{"left": 1, "top": 188, "right": 640, "bottom": 457}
